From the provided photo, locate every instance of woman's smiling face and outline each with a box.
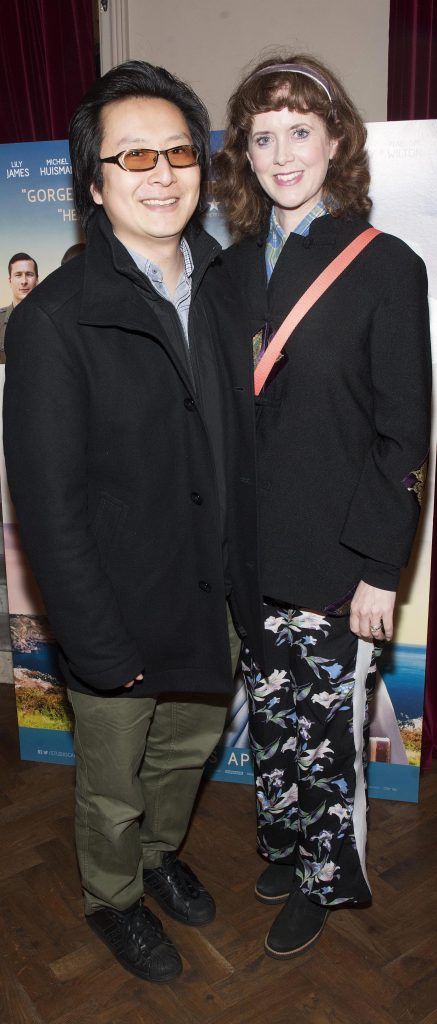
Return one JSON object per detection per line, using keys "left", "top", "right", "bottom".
{"left": 247, "top": 106, "right": 338, "bottom": 234}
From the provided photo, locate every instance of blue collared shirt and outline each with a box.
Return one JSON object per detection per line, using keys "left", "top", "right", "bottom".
{"left": 125, "top": 236, "right": 193, "bottom": 345}
{"left": 265, "top": 201, "right": 327, "bottom": 282}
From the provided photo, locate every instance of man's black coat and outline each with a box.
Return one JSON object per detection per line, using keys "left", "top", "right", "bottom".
{"left": 3, "top": 209, "right": 262, "bottom": 696}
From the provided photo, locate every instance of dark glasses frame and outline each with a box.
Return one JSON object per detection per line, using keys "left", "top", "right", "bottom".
{"left": 99, "top": 145, "right": 199, "bottom": 172}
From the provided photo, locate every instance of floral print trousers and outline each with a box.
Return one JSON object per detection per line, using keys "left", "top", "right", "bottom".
{"left": 242, "top": 601, "right": 377, "bottom": 906}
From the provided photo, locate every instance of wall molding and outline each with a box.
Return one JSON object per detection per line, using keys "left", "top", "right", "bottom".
{"left": 99, "top": 0, "right": 130, "bottom": 74}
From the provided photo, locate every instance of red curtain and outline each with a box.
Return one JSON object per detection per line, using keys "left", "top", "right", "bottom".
{"left": 388, "top": 0, "right": 437, "bottom": 118}
{"left": 388, "top": 1, "right": 437, "bottom": 767}
{"left": 0, "top": 0, "right": 96, "bottom": 144}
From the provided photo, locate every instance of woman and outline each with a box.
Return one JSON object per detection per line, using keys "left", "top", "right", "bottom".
{"left": 214, "top": 55, "right": 431, "bottom": 959}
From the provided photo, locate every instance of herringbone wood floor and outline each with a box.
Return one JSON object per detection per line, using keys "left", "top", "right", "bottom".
{"left": 0, "top": 684, "right": 436, "bottom": 1024}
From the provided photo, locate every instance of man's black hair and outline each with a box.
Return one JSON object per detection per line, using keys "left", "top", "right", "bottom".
{"left": 69, "top": 60, "right": 211, "bottom": 229}
{"left": 8, "top": 253, "right": 38, "bottom": 277}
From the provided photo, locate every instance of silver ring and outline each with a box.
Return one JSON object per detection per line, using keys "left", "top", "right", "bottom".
{"left": 370, "top": 622, "right": 382, "bottom": 633}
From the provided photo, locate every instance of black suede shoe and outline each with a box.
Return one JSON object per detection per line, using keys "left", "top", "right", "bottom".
{"left": 143, "top": 853, "right": 216, "bottom": 926}
{"left": 86, "top": 899, "right": 183, "bottom": 982}
{"left": 264, "top": 888, "right": 328, "bottom": 959}
{"left": 255, "top": 863, "right": 296, "bottom": 905}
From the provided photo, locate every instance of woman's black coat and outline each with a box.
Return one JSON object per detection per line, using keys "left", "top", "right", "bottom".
{"left": 222, "top": 213, "right": 431, "bottom": 611}
{"left": 3, "top": 209, "right": 262, "bottom": 696}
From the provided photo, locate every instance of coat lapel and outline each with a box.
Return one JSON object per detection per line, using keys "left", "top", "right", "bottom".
{"left": 77, "top": 209, "right": 218, "bottom": 393}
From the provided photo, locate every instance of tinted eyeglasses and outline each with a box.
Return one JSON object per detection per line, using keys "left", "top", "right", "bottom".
{"left": 100, "top": 145, "right": 199, "bottom": 172}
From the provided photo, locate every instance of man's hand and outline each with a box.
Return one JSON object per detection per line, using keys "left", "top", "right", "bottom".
{"left": 123, "top": 673, "right": 144, "bottom": 690}
{"left": 349, "top": 581, "right": 396, "bottom": 642}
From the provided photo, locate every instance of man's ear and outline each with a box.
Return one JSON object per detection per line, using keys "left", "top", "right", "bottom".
{"left": 90, "top": 182, "right": 103, "bottom": 206}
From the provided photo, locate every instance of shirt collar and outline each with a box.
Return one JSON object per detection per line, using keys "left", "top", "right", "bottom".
{"left": 265, "top": 201, "right": 328, "bottom": 282}
{"left": 122, "top": 235, "right": 194, "bottom": 284}
{"left": 271, "top": 200, "right": 327, "bottom": 241}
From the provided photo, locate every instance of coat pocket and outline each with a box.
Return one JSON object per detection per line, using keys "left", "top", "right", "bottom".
{"left": 90, "top": 492, "right": 129, "bottom": 566}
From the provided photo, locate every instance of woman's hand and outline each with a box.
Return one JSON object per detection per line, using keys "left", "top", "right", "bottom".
{"left": 349, "top": 581, "right": 396, "bottom": 642}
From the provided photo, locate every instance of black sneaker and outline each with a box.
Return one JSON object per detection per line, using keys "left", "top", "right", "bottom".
{"left": 264, "top": 888, "right": 328, "bottom": 959}
{"left": 255, "top": 863, "right": 295, "bottom": 904}
{"left": 86, "top": 899, "right": 183, "bottom": 982}
{"left": 143, "top": 853, "right": 216, "bottom": 926}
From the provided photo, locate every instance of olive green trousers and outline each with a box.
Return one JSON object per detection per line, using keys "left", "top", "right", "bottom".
{"left": 68, "top": 608, "right": 240, "bottom": 914}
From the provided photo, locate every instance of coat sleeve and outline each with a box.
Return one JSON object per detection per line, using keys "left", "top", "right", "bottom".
{"left": 340, "top": 251, "right": 431, "bottom": 578}
{"left": 3, "top": 299, "right": 144, "bottom": 690}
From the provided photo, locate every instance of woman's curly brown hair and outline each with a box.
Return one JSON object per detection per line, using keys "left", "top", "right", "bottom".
{"left": 213, "top": 53, "right": 372, "bottom": 241}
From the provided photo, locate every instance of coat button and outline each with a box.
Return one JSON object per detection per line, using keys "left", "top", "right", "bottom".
{"left": 184, "top": 397, "right": 196, "bottom": 410}
{"left": 191, "top": 492, "right": 203, "bottom": 505}
{"left": 198, "top": 580, "right": 211, "bottom": 593}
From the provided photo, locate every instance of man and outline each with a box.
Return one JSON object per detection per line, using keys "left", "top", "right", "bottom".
{"left": 0, "top": 253, "right": 38, "bottom": 361}
{"left": 3, "top": 62, "right": 262, "bottom": 983}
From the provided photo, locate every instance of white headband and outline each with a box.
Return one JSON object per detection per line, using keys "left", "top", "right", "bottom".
{"left": 245, "top": 63, "right": 334, "bottom": 108}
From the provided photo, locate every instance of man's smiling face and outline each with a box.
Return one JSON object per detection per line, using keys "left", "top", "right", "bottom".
{"left": 91, "top": 96, "right": 201, "bottom": 258}
{"left": 9, "top": 260, "right": 38, "bottom": 305}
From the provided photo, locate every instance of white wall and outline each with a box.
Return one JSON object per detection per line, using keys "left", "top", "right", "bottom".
{"left": 100, "top": 0, "right": 390, "bottom": 127}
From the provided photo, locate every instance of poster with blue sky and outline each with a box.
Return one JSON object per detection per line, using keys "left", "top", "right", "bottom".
{"left": 0, "top": 140, "right": 81, "bottom": 303}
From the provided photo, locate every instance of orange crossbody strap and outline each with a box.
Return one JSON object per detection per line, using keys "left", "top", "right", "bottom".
{"left": 253, "top": 226, "right": 381, "bottom": 396}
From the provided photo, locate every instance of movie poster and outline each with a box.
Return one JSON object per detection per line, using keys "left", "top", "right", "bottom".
{"left": 1, "top": 124, "right": 436, "bottom": 800}
{"left": 0, "top": 141, "right": 81, "bottom": 764}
